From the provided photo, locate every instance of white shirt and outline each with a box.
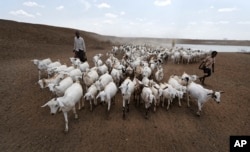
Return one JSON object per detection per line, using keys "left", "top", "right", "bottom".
{"left": 74, "top": 36, "right": 86, "bottom": 52}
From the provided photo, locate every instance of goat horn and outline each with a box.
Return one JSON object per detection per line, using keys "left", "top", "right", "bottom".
{"left": 41, "top": 103, "right": 48, "bottom": 107}
{"left": 163, "top": 86, "right": 168, "bottom": 90}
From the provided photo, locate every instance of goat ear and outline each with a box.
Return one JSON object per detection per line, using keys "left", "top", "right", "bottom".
{"left": 41, "top": 102, "right": 48, "bottom": 108}
{"left": 163, "top": 86, "right": 168, "bottom": 90}
{"left": 153, "top": 86, "right": 158, "bottom": 89}
{"left": 144, "top": 84, "right": 149, "bottom": 87}
{"left": 58, "top": 100, "right": 64, "bottom": 107}
{"left": 138, "top": 80, "right": 143, "bottom": 85}
{"left": 220, "top": 91, "right": 225, "bottom": 94}
{"left": 96, "top": 94, "right": 100, "bottom": 99}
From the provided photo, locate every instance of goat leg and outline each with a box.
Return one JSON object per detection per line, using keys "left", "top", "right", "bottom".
{"left": 126, "top": 102, "right": 130, "bottom": 112}
{"left": 122, "top": 107, "right": 126, "bottom": 119}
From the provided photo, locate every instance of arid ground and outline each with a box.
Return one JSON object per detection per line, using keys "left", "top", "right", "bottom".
{"left": 0, "top": 20, "right": 249, "bottom": 152}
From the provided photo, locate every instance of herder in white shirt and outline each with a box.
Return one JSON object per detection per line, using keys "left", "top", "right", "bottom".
{"left": 73, "top": 30, "right": 87, "bottom": 62}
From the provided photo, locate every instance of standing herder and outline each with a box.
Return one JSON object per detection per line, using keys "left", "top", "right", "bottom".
{"left": 73, "top": 30, "right": 87, "bottom": 62}
{"left": 198, "top": 51, "right": 218, "bottom": 85}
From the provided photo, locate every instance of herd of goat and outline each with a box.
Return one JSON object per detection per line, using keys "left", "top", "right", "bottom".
{"left": 32, "top": 45, "right": 224, "bottom": 132}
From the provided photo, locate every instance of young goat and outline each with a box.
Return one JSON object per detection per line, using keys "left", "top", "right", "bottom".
{"left": 119, "top": 77, "right": 135, "bottom": 119}
{"left": 83, "top": 84, "right": 98, "bottom": 111}
{"left": 96, "top": 82, "right": 118, "bottom": 116}
{"left": 187, "top": 81, "right": 224, "bottom": 116}
{"left": 141, "top": 86, "right": 156, "bottom": 119}
{"left": 41, "top": 82, "right": 83, "bottom": 132}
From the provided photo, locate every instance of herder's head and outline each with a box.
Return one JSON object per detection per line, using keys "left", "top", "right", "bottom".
{"left": 211, "top": 51, "right": 218, "bottom": 58}
{"left": 75, "top": 30, "right": 80, "bottom": 38}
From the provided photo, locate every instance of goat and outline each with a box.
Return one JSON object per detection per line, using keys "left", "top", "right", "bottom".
{"left": 160, "top": 83, "right": 176, "bottom": 110}
{"left": 83, "top": 84, "right": 98, "bottom": 111}
{"left": 133, "top": 77, "right": 144, "bottom": 106}
{"left": 38, "top": 73, "right": 65, "bottom": 89}
{"left": 155, "top": 65, "right": 164, "bottom": 82}
{"left": 119, "top": 77, "right": 135, "bottom": 119}
{"left": 82, "top": 68, "right": 99, "bottom": 91}
{"left": 46, "top": 61, "right": 62, "bottom": 77}
{"left": 168, "top": 77, "right": 187, "bottom": 107}
{"left": 93, "top": 53, "right": 103, "bottom": 67}
{"left": 97, "top": 64, "right": 108, "bottom": 76}
{"left": 111, "top": 68, "right": 122, "bottom": 86}
{"left": 141, "top": 86, "right": 156, "bottom": 119}
{"left": 48, "top": 76, "right": 74, "bottom": 97}
{"left": 41, "top": 82, "right": 83, "bottom": 132}
{"left": 95, "top": 73, "right": 113, "bottom": 91}
{"left": 187, "top": 82, "right": 224, "bottom": 116}
{"left": 31, "top": 58, "right": 52, "bottom": 80}
{"left": 96, "top": 82, "right": 118, "bottom": 115}
{"left": 52, "top": 65, "right": 68, "bottom": 75}
{"left": 150, "top": 82, "right": 163, "bottom": 112}
{"left": 76, "top": 60, "right": 90, "bottom": 73}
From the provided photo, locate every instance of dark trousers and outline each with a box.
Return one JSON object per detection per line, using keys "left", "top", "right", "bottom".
{"left": 75, "top": 50, "right": 87, "bottom": 62}
{"left": 203, "top": 67, "right": 211, "bottom": 77}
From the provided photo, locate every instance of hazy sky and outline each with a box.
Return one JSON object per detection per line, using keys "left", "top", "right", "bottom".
{"left": 1, "top": 0, "right": 250, "bottom": 40}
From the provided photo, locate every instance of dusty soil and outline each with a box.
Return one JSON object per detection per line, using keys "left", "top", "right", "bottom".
{"left": 0, "top": 20, "right": 249, "bottom": 152}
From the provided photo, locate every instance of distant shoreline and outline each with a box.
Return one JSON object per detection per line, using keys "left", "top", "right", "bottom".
{"left": 100, "top": 36, "right": 250, "bottom": 47}
{"left": 176, "top": 39, "right": 250, "bottom": 46}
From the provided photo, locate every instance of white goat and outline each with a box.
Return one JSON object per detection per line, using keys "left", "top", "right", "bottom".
{"left": 125, "top": 65, "right": 134, "bottom": 78}
{"left": 97, "top": 64, "right": 108, "bottom": 75}
{"left": 141, "top": 86, "right": 156, "bottom": 119}
{"left": 95, "top": 73, "right": 113, "bottom": 91}
{"left": 69, "top": 57, "right": 78, "bottom": 67}
{"left": 41, "top": 82, "right": 83, "bottom": 132}
{"left": 96, "top": 82, "right": 118, "bottom": 114}
{"left": 52, "top": 65, "right": 68, "bottom": 75}
{"left": 76, "top": 61, "right": 90, "bottom": 73}
{"left": 171, "top": 51, "right": 181, "bottom": 64}
{"left": 142, "top": 65, "right": 152, "bottom": 78}
{"left": 160, "top": 83, "right": 177, "bottom": 110}
{"left": 47, "top": 61, "right": 62, "bottom": 77}
{"left": 61, "top": 66, "right": 75, "bottom": 73}
{"left": 187, "top": 82, "right": 224, "bottom": 116}
{"left": 83, "top": 84, "right": 98, "bottom": 111}
{"left": 141, "top": 77, "right": 154, "bottom": 87}
{"left": 181, "top": 72, "right": 198, "bottom": 86}
{"left": 110, "top": 68, "right": 122, "bottom": 86}
{"left": 31, "top": 58, "right": 52, "bottom": 80}
{"left": 48, "top": 76, "right": 74, "bottom": 97}
{"left": 150, "top": 82, "right": 163, "bottom": 112}
{"left": 67, "top": 69, "right": 82, "bottom": 82}
{"left": 93, "top": 53, "right": 103, "bottom": 67}
{"left": 155, "top": 65, "right": 164, "bottom": 82}
{"left": 38, "top": 73, "right": 65, "bottom": 89}
{"left": 105, "top": 57, "right": 113, "bottom": 72}
{"left": 119, "top": 77, "right": 135, "bottom": 119}
{"left": 168, "top": 77, "right": 187, "bottom": 107}
{"left": 82, "top": 69, "right": 99, "bottom": 90}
